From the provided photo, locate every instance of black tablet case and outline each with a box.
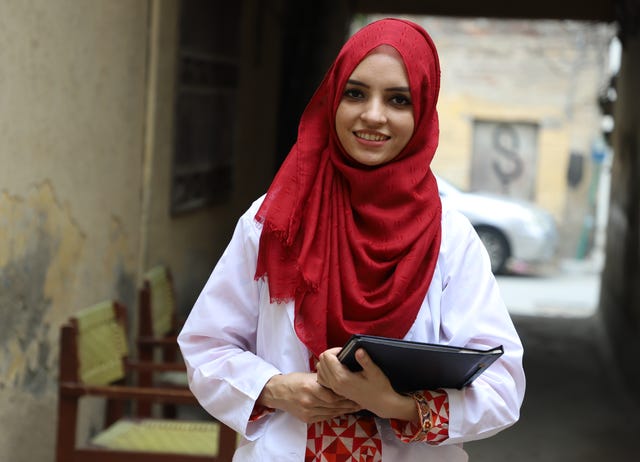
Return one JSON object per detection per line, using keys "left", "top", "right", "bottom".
{"left": 337, "top": 334, "right": 504, "bottom": 393}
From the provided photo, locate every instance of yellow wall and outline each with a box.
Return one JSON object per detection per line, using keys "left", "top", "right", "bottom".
{"left": 435, "top": 94, "right": 572, "bottom": 217}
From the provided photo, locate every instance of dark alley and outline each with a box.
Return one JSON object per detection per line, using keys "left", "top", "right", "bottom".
{"left": 467, "top": 313, "right": 640, "bottom": 461}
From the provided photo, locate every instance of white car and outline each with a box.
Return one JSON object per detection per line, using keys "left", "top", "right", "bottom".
{"left": 436, "top": 175, "right": 558, "bottom": 274}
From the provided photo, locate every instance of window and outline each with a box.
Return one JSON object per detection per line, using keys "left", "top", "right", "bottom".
{"left": 171, "top": 1, "right": 242, "bottom": 213}
{"left": 471, "top": 120, "right": 539, "bottom": 200}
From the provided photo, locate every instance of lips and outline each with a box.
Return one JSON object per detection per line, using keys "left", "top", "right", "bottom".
{"left": 354, "top": 131, "right": 390, "bottom": 142}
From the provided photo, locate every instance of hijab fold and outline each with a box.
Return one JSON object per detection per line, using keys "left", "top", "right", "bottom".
{"left": 255, "top": 18, "right": 443, "bottom": 357}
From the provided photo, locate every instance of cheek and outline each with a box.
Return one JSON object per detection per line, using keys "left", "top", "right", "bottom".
{"left": 409, "top": 120, "right": 416, "bottom": 138}
{"left": 398, "top": 115, "right": 415, "bottom": 142}
{"left": 335, "top": 104, "right": 347, "bottom": 126}
{"left": 335, "top": 105, "right": 351, "bottom": 140}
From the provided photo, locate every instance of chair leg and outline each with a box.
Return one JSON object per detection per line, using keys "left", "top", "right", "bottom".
{"left": 162, "top": 403, "right": 178, "bottom": 419}
{"left": 160, "top": 343, "right": 180, "bottom": 418}
{"left": 106, "top": 398, "right": 126, "bottom": 426}
{"left": 55, "top": 394, "right": 77, "bottom": 462}
{"left": 218, "top": 424, "right": 237, "bottom": 462}
{"left": 137, "top": 345, "right": 153, "bottom": 417}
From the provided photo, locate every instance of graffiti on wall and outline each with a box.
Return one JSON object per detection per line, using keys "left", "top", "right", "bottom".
{"left": 471, "top": 120, "right": 539, "bottom": 200}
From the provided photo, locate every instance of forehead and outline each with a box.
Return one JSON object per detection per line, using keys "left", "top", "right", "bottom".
{"left": 349, "top": 50, "right": 409, "bottom": 85}
{"left": 368, "top": 44, "right": 402, "bottom": 61}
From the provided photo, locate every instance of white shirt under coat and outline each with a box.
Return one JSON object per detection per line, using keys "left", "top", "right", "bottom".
{"left": 178, "top": 196, "right": 526, "bottom": 462}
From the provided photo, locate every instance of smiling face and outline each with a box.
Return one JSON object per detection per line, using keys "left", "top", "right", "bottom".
{"left": 335, "top": 47, "right": 415, "bottom": 167}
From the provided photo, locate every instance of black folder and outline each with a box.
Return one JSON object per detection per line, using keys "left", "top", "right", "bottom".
{"left": 338, "top": 334, "right": 504, "bottom": 393}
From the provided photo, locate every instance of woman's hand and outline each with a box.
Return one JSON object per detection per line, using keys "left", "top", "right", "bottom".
{"left": 316, "top": 347, "right": 417, "bottom": 422}
{"left": 257, "top": 372, "right": 362, "bottom": 423}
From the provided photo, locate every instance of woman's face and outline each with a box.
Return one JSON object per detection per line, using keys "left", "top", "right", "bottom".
{"left": 335, "top": 49, "right": 414, "bottom": 166}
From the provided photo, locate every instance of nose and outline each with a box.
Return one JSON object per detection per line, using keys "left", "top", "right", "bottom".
{"left": 360, "top": 97, "right": 387, "bottom": 125}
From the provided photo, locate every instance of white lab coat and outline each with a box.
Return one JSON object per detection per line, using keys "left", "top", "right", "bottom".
{"left": 178, "top": 196, "right": 525, "bottom": 462}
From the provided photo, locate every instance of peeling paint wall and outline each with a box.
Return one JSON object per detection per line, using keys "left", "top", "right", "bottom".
{"left": 0, "top": 182, "right": 84, "bottom": 393}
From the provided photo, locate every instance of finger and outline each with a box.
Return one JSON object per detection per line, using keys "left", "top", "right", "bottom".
{"left": 313, "top": 382, "right": 361, "bottom": 406}
{"left": 325, "top": 346, "right": 342, "bottom": 356}
{"left": 354, "top": 348, "right": 371, "bottom": 369}
{"left": 308, "top": 410, "right": 353, "bottom": 424}
{"left": 311, "top": 379, "right": 360, "bottom": 409}
{"left": 311, "top": 406, "right": 360, "bottom": 418}
{"left": 329, "top": 398, "right": 362, "bottom": 410}
{"left": 315, "top": 367, "right": 334, "bottom": 392}
{"left": 309, "top": 376, "right": 340, "bottom": 401}
{"left": 355, "top": 348, "right": 386, "bottom": 379}
{"left": 304, "top": 395, "right": 361, "bottom": 413}
{"left": 315, "top": 355, "right": 346, "bottom": 389}
{"left": 318, "top": 348, "right": 345, "bottom": 371}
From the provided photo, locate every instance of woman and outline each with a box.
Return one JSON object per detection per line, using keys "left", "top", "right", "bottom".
{"left": 178, "top": 18, "right": 525, "bottom": 461}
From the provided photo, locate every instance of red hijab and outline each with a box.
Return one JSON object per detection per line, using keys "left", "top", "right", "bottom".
{"left": 255, "top": 18, "right": 442, "bottom": 357}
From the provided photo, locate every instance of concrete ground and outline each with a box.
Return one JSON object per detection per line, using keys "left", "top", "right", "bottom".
{"left": 465, "top": 263, "right": 640, "bottom": 461}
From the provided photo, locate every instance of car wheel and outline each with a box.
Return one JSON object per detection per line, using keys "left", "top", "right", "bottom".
{"left": 475, "top": 226, "right": 510, "bottom": 274}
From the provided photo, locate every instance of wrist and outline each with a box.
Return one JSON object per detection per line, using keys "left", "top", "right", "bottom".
{"left": 375, "top": 391, "right": 417, "bottom": 421}
{"left": 406, "top": 392, "right": 433, "bottom": 441}
{"left": 257, "top": 373, "right": 283, "bottom": 409}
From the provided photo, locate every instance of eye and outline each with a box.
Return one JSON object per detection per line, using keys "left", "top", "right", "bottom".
{"left": 390, "top": 94, "right": 412, "bottom": 106}
{"left": 343, "top": 87, "right": 365, "bottom": 100}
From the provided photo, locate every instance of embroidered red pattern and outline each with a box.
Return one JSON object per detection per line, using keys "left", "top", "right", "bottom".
{"left": 306, "top": 414, "right": 382, "bottom": 462}
{"left": 305, "top": 393, "right": 449, "bottom": 461}
{"left": 390, "top": 389, "right": 450, "bottom": 444}
{"left": 304, "top": 356, "right": 449, "bottom": 460}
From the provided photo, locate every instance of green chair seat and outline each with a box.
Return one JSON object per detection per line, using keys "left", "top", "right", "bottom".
{"left": 91, "top": 418, "right": 221, "bottom": 456}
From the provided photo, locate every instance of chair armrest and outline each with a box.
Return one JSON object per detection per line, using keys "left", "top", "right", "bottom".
{"left": 137, "top": 336, "right": 179, "bottom": 347}
{"left": 126, "top": 360, "right": 186, "bottom": 373}
{"left": 59, "top": 382, "right": 198, "bottom": 404}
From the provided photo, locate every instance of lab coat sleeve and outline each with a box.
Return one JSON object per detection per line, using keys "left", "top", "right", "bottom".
{"left": 436, "top": 208, "right": 526, "bottom": 445}
{"left": 177, "top": 199, "right": 281, "bottom": 439}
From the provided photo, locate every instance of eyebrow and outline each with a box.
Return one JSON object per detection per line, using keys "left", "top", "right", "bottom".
{"left": 346, "top": 79, "right": 410, "bottom": 93}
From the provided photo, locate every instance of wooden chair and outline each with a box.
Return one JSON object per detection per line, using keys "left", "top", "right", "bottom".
{"left": 137, "top": 265, "right": 188, "bottom": 417}
{"left": 55, "top": 300, "right": 236, "bottom": 462}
